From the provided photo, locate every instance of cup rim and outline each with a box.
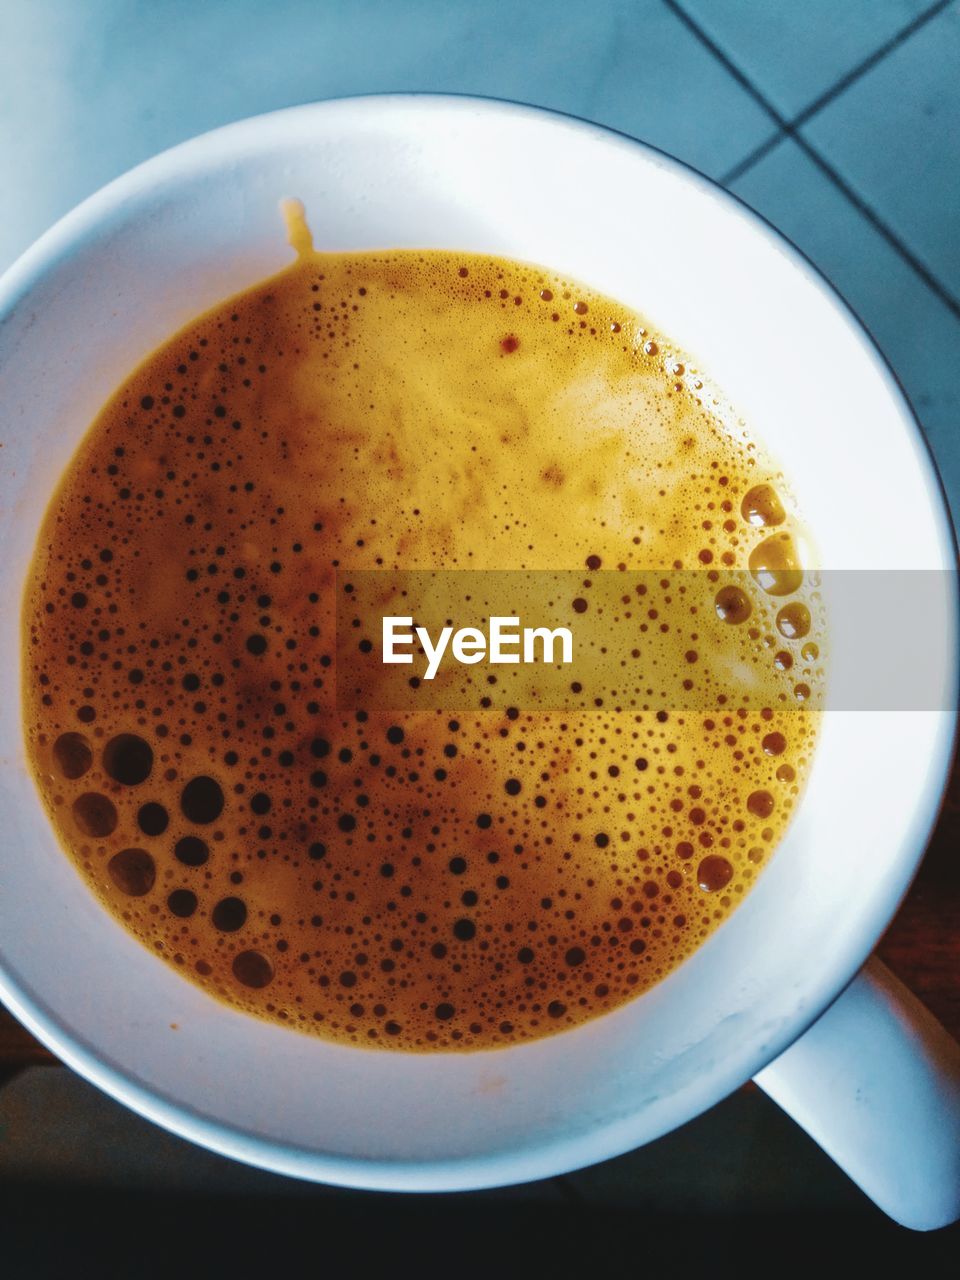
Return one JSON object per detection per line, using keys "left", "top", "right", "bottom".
{"left": 0, "top": 92, "right": 956, "bottom": 1191}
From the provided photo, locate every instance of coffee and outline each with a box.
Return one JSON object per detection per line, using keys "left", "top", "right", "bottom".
{"left": 22, "top": 215, "right": 822, "bottom": 1049}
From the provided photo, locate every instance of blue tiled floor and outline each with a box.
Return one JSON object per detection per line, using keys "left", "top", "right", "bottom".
{"left": 1, "top": 0, "right": 959, "bottom": 1212}
{"left": 802, "top": 2, "right": 960, "bottom": 295}
{"left": 680, "top": 0, "right": 939, "bottom": 118}
{"left": 730, "top": 137, "right": 960, "bottom": 518}
{"left": 0, "top": 0, "right": 772, "bottom": 269}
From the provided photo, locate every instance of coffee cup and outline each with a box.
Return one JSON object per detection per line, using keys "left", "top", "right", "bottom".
{"left": 0, "top": 95, "right": 958, "bottom": 1229}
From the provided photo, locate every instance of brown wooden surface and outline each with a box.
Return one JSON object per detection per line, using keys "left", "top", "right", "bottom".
{"left": 2, "top": 758, "right": 958, "bottom": 1069}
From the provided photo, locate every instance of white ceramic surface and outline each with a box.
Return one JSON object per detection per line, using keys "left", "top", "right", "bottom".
{"left": 757, "top": 956, "right": 960, "bottom": 1231}
{"left": 0, "top": 97, "right": 956, "bottom": 1207}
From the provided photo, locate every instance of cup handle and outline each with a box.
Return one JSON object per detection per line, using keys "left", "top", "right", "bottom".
{"left": 754, "top": 955, "right": 960, "bottom": 1230}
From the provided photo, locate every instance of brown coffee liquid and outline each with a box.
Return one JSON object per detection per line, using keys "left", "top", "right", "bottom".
{"left": 23, "top": 221, "right": 822, "bottom": 1050}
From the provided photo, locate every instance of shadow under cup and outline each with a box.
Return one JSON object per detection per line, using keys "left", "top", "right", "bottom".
{"left": 0, "top": 96, "right": 954, "bottom": 1189}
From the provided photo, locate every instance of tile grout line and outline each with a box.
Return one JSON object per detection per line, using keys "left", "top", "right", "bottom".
{"left": 719, "top": 0, "right": 955, "bottom": 184}
{"left": 721, "top": 132, "right": 782, "bottom": 186}
{"left": 663, "top": 0, "right": 960, "bottom": 321}
{"left": 789, "top": 135, "right": 960, "bottom": 321}
{"left": 790, "top": 0, "right": 954, "bottom": 129}
{"left": 661, "top": 0, "right": 786, "bottom": 127}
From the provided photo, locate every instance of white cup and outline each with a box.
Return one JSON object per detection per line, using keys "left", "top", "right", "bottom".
{"left": 1, "top": 95, "right": 958, "bottom": 1229}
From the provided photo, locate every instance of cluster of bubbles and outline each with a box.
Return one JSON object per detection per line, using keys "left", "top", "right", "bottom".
{"left": 24, "top": 246, "right": 821, "bottom": 1050}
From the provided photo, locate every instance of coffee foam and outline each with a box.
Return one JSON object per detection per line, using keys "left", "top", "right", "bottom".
{"left": 23, "top": 244, "right": 821, "bottom": 1049}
